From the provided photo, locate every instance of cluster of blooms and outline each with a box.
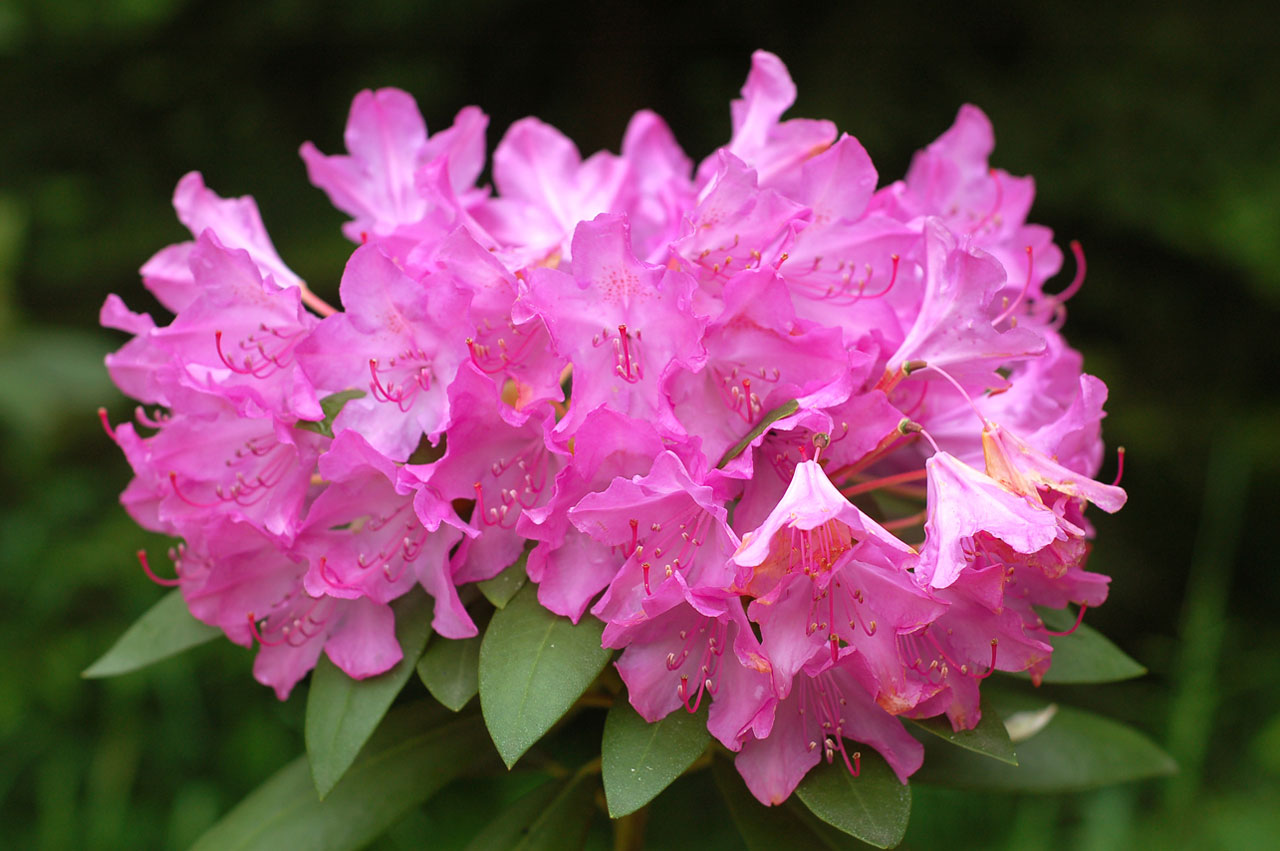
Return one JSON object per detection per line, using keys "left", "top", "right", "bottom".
{"left": 102, "top": 52, "right": 1125, "bottom": 805}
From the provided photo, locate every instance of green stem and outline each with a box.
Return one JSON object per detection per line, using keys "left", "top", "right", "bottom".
{"left": 612, "top": 804, "right": 649, "bottom": 851}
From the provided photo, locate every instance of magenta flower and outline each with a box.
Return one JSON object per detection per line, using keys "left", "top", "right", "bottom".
{"left": 517, "top": 408, "right": 668, "bottom": 621}
{"left": 295, "top": 242, "right": 470, "bottom": 460}
{"left": 170, "top": 516, "right": 401, "bottom": 699}
{"left": 99, "top": 50, "right": 1138, "bottom": 830}
{"left": 520, "top": 213, "right": 706, "bottom": 440}
{"left": 733, "top": 460, "right": 944, "bottom": 713}
{"left": 295, "top": 430, "right": 476, "bottom": 638}
{"left": 734, "top": 652, "right": 924, "bottom": 805}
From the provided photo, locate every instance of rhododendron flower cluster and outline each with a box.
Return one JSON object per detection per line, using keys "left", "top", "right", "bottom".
{"left": 102, "top": 51, "right": 1125, "bottom": 806}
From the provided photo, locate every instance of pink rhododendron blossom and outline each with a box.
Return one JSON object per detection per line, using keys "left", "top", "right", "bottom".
{"left": 295, "top": 242, "right": 471, "bottom": 459}
{"left": 102, "top": 50, "right": 1128, "bottom": 809}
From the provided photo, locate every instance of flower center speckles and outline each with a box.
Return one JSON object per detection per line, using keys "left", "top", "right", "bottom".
{"left": 368, "top": 347, "right": 434, "bottom": 412}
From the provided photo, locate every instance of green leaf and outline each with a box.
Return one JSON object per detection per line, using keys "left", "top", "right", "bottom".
{"left": 717, "top": 398, "right": 799, "bottom": 468}
{"left": 478, "top": 551, "right": 529, "bottom": 609}
{"left": 461, "top": 777, "right": 561, "bottom": 850}
{"left": 296, "top": 389, "right": 365, "bottom": 439}
{"left": 795, "top": 749, "right": 912, "bottom": 849}
{"left": 305, "top": 589, "right": 434, "bottom": 798}
{"left": 912, "top": 692, "right": 1176, "bottom": 792}
{"left": 417, "top": 633, "right": 482, "bottom": 712}
{"left": 602, "top": 699, "right": 710, "bottom": 817}
{"left": 1028, "top": 607, "right": 1147, "bottom": 684}
{"left": 190, "top": 704, "right": 490, "bottom": 851}
{"left": 465, "top": 767, "right": 598, "bottom": 850}
{"left": 712, "top": 758, "right": 868, "bottom": 851}
{"left": 479, "top": 583, "right": 611, "bottom": 767}
{"left": 907, "top": 703, "right": 1018, "bottom": 765}
{"left": 82, "top": 589, "right": 219, "bottom": 678}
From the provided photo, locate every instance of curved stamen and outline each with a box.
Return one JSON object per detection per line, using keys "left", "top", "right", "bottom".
{"left": 97, "top": 408, "right": 117, "bottom": 441}
{"left": 1111, "top": 447, "right": 1126, "bottom": 487}
{"left": 914, "top": 363, "right": 992, "bottom": 431}
{"left": 969, "top": 167, "right": 1004, "bottom": 235}
{"left": 168, "top": 471, "right": 221, "bottom": 509}
{"left": 1051, "top": 240, "right": 1086, "bottom": 304}
{"left": 855, "top": 253, "right": 900, "bottom": 302}
{"left": 138, "top": 549, "right": 182, "bottom": 586}
{"left": 993, "top": 245, "right": 1034, "bottom": 327}
{"left": 1043, "top": 604, "right": 1088, "bottom": 636}
{"left": 319, "top": 557, "right": 362, "bottom": 593}
{"left": 974, "top": 639, "right": 999, "bottom": 680}
{"left": 246, "top": 612, "right": 288, "bottom": 647}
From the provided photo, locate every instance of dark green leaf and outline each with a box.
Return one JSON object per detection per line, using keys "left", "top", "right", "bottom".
{"left": 461, "top": 777, "right": 561, "bottom": 850}
{"left": 465, "top": 767, "right": 598, "bottom": 850}
{"left": 305, "top": 589, "right": 434, "bottom": 798}
{"left": 82, "top": 589, "right": 219, "bottom": 678}
{"left": 907, "top": 703, "right": 1018, "bottom": 765}
{"left": 479, "top": 583, "right": 611, "bottom": 767}
{"left": 795, "top": 749, "right": 912, "bottom": 849}
{"left": 296, "top": 389, "right": 365, "bottom": 438}
{"left": 602, "top": 699, "right": 710, "bottom": 817}
{"left": 1028, "top": 607, "right": 1147, "bottom": 684}
{"left": 717, "top": 398, "right": 799, "bottom": 468}
{"left": 417, "top": 633, "right": 482, "bottom": 712}
{"left": 912, "top": 692, "right": 1176, "bottom": 792}
{"left": 419, "top": 772, "right": 557, "bottom": 848}
{"left": 712, "top": 758, "right": 869, "bottom": 851}
{"left": 478, "top": 551, "right": 529, "bottom": 609}
{"left": 190, "top": 704, "right": 490, "bottom": 851}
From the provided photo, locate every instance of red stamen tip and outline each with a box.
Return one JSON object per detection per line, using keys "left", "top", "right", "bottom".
{"left": 137, "top": 549, "right": 181, "bottom": 586}
{"left": 246, "top": 612, "right": 286, "bottom": 647}
{"left": 97, "top": 408, "right": 116, "bottom": 441}
{"left": 1044, "top": 604, "right": 1088, "bottom": 637}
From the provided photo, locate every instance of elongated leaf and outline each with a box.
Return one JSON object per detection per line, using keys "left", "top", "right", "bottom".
{"left": 82, "top": 589, "right": 219, "bottom": 678}
{"left": 912, "top": 693, "right": 1176, "bottom": 792}
{"left": 479, "top": 583, "right": 611, "bottom": 767}
{"left": 602, "top": 700, "right": 710, "bottom": 817}
{"left": 467, "top": 767, "right": 598, "bottom": 850}
{"left": 1030, "top": 607, "right": 1147, "bottom": 684}
{"left": 712, "top": 758, "right": 867, "bottom": 851}
{"left": 461, "top": 777, "right": 562, "bottom": 850}
{"left": 907, "top": 704, "right": 1018, "bottom": 765}
{"left": 717, "top": 398, "right": 799, "bottom": 468}
{"left": 478, "top": 552, "right": 529, "bottom": 609}
{"left": 190, "top": 705, "right": 489, "bottom": 851}
{"left": 306, "top": 590, "right": 433, "bottom": 798}
{"left": 418, "top": 633, "right": 482, "bottom": 712}
{"left": 795, "top": 749, "right": 912, "bottom": 849}
{"left": 296, "top": 389, "right": 365, "bottom": 438}
{"left": 419, "top": 772, "right": 557, "bottom": 848}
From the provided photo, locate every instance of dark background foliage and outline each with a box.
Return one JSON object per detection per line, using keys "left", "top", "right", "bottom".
{"left": 1, "top": 1, "right": 1275, "bottom": 847}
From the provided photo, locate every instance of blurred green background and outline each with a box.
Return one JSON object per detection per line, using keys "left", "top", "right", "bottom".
{"left": 1, "top": 1, "right": 1276, "bottom": 847}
